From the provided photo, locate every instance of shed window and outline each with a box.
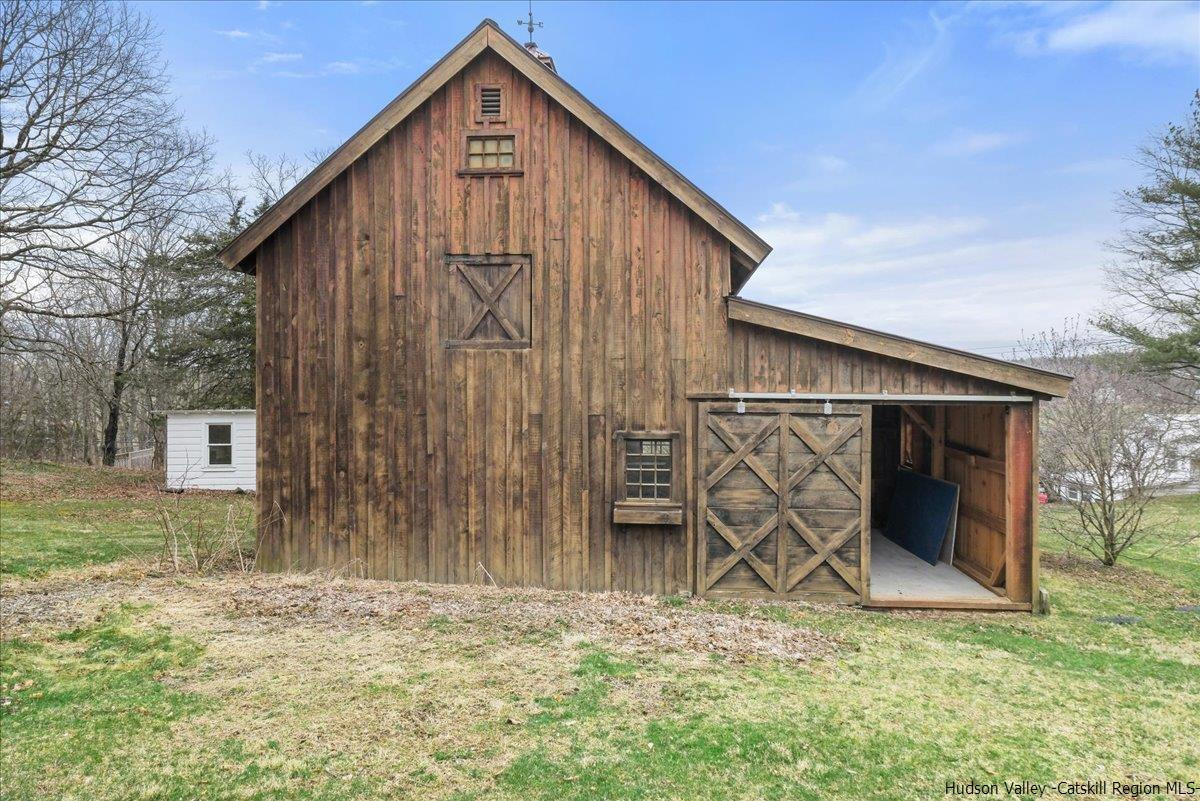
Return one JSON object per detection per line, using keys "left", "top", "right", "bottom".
{"left": 208, "top": 424, "right": 232, "bottom": 466}
{"left": 443, "top": 254, "right": 531, "bottom": 349}
{"left": 466, "top": 135, "right": 515, "bottom": 169}
{"left": 626, "top": 439, "right": 673, "bottom": 500}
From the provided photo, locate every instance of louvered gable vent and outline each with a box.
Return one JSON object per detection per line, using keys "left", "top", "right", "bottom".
{"left": 480, "top": 87, "right": 502, "bottom": 117}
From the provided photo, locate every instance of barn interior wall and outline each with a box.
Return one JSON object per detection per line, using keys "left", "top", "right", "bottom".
{"left": 943, "top": 404, "right": 1009, "bottom": 590}
{"left": 869, "top": 403, "right": 1014, "bottom": 598}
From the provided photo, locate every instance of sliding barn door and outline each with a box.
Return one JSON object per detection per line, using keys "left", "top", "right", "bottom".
{"left": 698, "top": 403, "right": 871, "bottom": 602}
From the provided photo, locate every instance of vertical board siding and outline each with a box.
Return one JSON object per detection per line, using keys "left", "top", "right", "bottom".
{"left": 254, "top": 51, "right": 1036, "bottom": 597}
{"left": 944, "top": 404, "right": 1008, "bottom": 584}
{"left": 255, "top": 52, "right": 717, "bottom": 593}
{"left": 728, "top": 321, "right": 1016, "bottom": 396}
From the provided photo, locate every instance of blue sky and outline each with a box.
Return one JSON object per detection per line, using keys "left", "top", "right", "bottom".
{"left": 140, "top": 0, "right": 1199, "bottom": 352}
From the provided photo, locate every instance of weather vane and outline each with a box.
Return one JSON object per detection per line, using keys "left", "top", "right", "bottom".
{"left": 517, "top": 1, "right": 542, "bottom": 47}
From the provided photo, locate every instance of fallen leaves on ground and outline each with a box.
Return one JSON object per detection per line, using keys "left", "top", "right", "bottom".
{"left": 1, "top": 566, "right": 836, "bottom": 664}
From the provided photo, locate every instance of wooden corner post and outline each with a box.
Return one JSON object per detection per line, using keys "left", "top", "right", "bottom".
{"left": 1005, "top": 404, "right": 1034, "bottom": 605}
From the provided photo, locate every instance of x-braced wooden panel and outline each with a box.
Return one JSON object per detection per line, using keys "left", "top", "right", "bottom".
{"left": 699, "top": 404, "right": 868, "bottom": 600}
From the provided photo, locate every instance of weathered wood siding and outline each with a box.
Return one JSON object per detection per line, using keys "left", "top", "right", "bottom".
{"left": 253, "top": 50, "right": 1037, "bottom": 599}
{"left": 943, "top": 404, "right": 1008, "bottom": 588}
{"left": 728, "top": 321, "right": 1018, "bottom": 396}
{"left": 255, "top": 51, "right": 733, "bottom": 593}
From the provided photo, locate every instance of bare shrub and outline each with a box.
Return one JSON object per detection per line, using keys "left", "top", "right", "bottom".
{"left": 1021, "top": 322, "right": 1198, "bottom": 566}
{"left": 153, "top": 490, "right": 258, "bottom": 575}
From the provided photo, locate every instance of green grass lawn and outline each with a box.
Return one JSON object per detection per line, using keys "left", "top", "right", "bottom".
{"left": 1, "top": 460, "right": 254, "bottom": 578}
{"left": 1042, "top": 493, "right": 1200, "bottom": 596}
{"left": 1, "top": 462, "right": 1198, "bottom": 800}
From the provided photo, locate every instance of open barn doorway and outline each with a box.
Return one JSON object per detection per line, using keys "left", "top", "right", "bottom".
{"left": 866, "top": 403, "right": 1028, "bottom": 610}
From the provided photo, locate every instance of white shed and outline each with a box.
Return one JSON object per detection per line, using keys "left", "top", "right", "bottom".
{"left": 164, "top": 410, "right": 256, "bottom": 491}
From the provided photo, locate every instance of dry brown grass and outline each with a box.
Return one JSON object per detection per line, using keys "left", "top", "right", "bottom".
{"left": 1, "top": 567, "right": 837, "bottom": 663}
{"left": 1041, "top": 550, "right": 1198, "bottom": 605}
{"left": 3, "top": 556, "right": 1197, "bottom": 800}
{"left": 0, "top": 459, "right": 245, "bottom": 503}
{"left": 0, "top": 565, "right": 838, "bottom": 798}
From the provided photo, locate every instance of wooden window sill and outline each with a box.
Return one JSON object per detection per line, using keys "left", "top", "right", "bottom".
{"left": 456, "top": 168, "right": 524, "bottom": 178}
{"left": 444, "top": 338, "right": 531, "bottom": 350}
{"left": 613, "top": 501, "right": 682, "bottom": 526}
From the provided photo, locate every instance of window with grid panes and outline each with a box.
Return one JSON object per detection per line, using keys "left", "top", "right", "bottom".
{"left": 207, "top": 424, "right": 232, "bottom": 466}
{"left": 466, "top": 135, "right": 515, "bottom": 170}
{"left": 625, "top": 439, "right": 673, "bottom": 500}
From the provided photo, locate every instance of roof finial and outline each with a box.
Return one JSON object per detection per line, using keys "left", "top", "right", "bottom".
{"left": 516, "top": 0, "right": 542, "bottom": 47}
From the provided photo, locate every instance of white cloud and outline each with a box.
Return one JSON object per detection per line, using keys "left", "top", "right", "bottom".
{"left": 811, "top": 154, "right": 849, "bottom": 173}
{"left": 745, "top": 204, "right": 1108, "bottom": 350}
{"left": 756, "top": 205, "right": 987, "bottom": 267}
{"left": 273, "top": 56, "right": 404, "bottom": 79}
{"left": 1045, "top": 1, "right": 1198, "bottom": 59}
{"left": 324, "top": 61, "right": 361, "bottom": 75}
{"left": 988, "top": 1, "right": 1200, "bottom": 63}
{"left": 217, "top": 28, "right": 283, "bottom": 45}
{"left": 852, "top": 8, "right": 959, "bottom": 111}
{"left": 256, "top": 0, "right": 277, "bottom": 9}
{"left": 932, "top": 130, "right": 1028, "bottom": 157}
{"left": 258, "top": 52, "right": 302, "bottom": 63}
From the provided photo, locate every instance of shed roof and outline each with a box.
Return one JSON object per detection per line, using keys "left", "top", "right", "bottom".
{"left": 218, "top": 19, "right": 771, "bottom": 274}
{"left": 156, "top": 409, "right": 256, "bottom": 416}
{"left": 726, "top": 296, "right": 1072, "bottom": 398}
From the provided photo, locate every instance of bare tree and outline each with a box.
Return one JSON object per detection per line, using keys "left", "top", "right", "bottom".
{"left": 0, "top": 0, "right": 214, "bottom": 322}
{"left": 1023, "top": 323, "right": 1197, "bottom": 565}
{"left": 0, "top": 0, "right": 225, "bottom": 466}
{"left": 246, "top": 151, "right": 305, "bottom": 208}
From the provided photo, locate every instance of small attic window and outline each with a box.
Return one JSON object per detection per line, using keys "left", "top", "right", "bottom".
{"left": 459, "top": 131, "right": 522, "bottom": 176}
{"left": 474, "top": 83, "right": 507, "bottom": 123}
{"left": 468, "top": 136, "right": 513, "bottom": 168}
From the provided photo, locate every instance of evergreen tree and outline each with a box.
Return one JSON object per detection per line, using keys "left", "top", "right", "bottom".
{"left": 1098, "top": 93, "right": 1200, "bottom": 390}
{"left": 158, "top": 201, "right": 256, "bottom": 408}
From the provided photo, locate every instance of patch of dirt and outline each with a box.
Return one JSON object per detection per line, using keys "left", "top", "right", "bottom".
{"left": 0, "top": 562, "right": 157, "bottom": 633}
{"left": 217, "top": 574, "right": 837, "bottom": 664}
{"left": 0, "top": 580, "right": 125, "bottom": 630}
{"left": 1, "top": 566, "right": 836, "bottom": 797}
{"left": 1, "top": 567, "right": 837, "bottom": 664}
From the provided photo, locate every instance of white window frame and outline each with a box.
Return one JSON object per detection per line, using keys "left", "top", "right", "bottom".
{"left": 205, "top": 422, "right": 235, "bottom": 471}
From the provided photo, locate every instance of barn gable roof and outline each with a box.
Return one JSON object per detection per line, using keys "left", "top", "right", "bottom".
{"left": 727, "top": 296, "right": 1072, "bottom": 398}
{"left": 218, "top": 19, "right": 772, "bottom": 273}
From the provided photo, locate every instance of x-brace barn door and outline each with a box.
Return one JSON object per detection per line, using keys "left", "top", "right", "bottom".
{"left": 697, "top": 403, "right": 871, "bottom": 602}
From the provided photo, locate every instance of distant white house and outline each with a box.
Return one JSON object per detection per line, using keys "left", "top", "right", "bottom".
{"left": 1059, "top": 413, "right": 1200, "bottom": 502}
{"left": 163, "top": 410, "right": 256, "bottom": 491}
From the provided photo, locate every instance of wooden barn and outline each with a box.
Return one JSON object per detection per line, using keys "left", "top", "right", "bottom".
{"left": 219, "top": 20, "right": 1071, "bottom": 611}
